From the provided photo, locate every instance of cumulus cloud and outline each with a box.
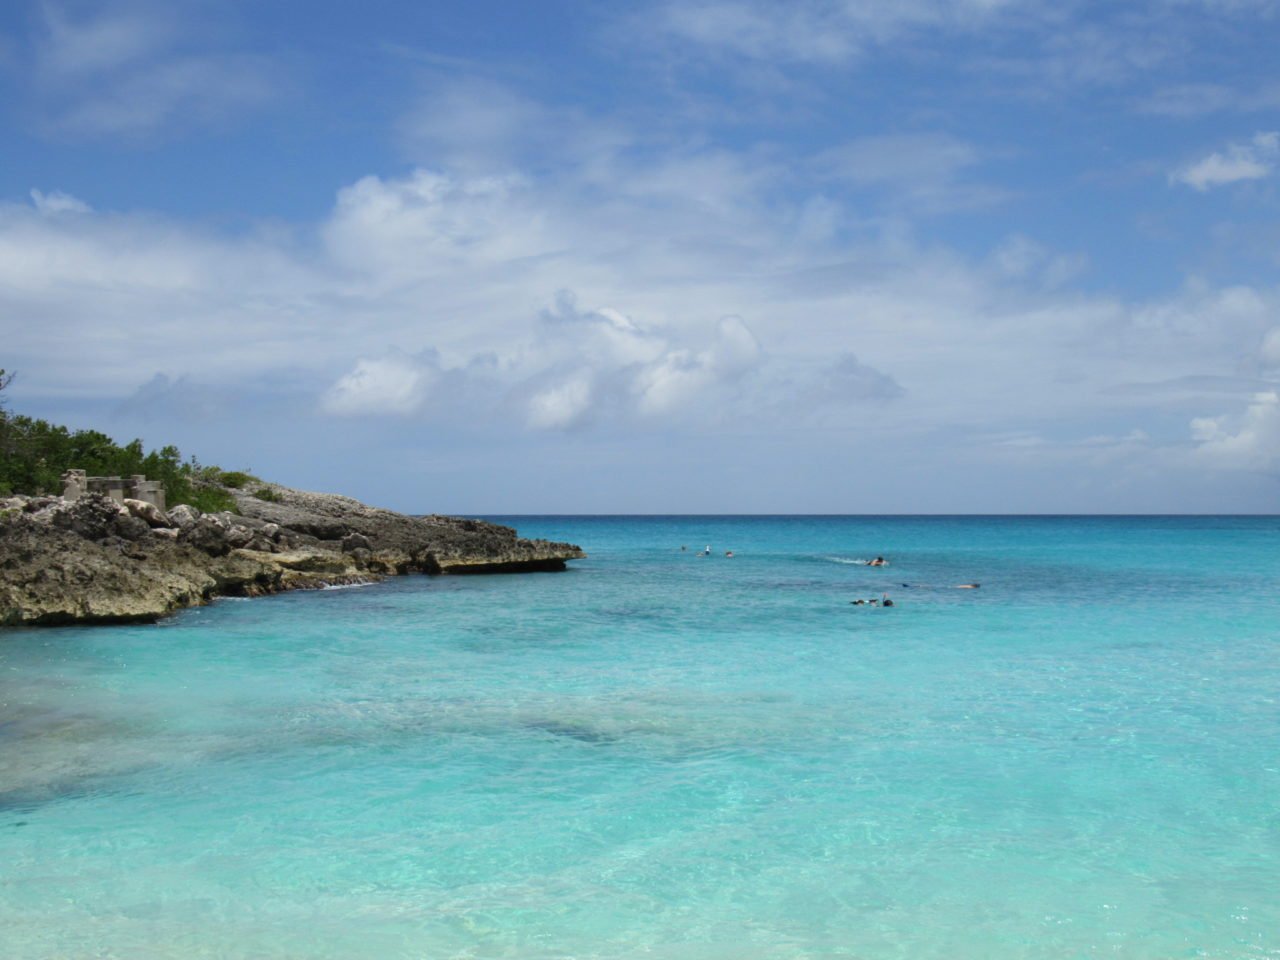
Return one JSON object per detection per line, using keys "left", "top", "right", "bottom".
{"left": 314, "top": 289, "right": 772, "bottom": 433}
{"left": 528, "top": 378, "right": 594, "bottom": 430}
{"left": 632, "top": 316, "right": 761, "bottom": 415}
{"left": 1171, "top": 131, "right": 1280, "bottom": 191}
{"left": 3, "top": 125, "right": 1277, "bottom": 496}
{"left": 322, "top": 169, "right": 544, "bottom": 287}
{"left": 523, "top": 300, "right": 766, "bottom": 430}
{"left": 1191, "top": 392, "right": 1280, "bottom": 470}
{"left": 322, "top": 356, "right": 436, "bottom": 416}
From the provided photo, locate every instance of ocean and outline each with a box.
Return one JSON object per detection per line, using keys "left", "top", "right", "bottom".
{"left": 2, "top": 515, "right": 1278, "bottom": 958}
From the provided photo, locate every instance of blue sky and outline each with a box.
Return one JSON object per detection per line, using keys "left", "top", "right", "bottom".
{"left": 2, "top": 0, "right": 1279, "bottom": 513}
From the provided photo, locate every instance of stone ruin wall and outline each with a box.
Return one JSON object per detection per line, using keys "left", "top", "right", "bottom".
{"left": 61, "top": 469, "right": 166, "bottom": 512}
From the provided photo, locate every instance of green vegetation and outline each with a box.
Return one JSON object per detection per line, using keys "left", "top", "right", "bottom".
{"left": 252, "top": 487, "right": 282, "bottom": 503}
{"left": 0, "top": 370, "right": 242, "bottom": 513}
{"left": 217, "top": 470, "right": 258, "bottom": 489}
{"left": 182, "top": 481, "right": 240, "bottom": 515}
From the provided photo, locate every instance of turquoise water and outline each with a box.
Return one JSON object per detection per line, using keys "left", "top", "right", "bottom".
{"left": 2, "top": 516, "right": 1279, "bottom": 959}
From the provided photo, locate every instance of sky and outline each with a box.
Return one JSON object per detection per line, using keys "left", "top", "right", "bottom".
{"left": 1, "top": 0, "right": 1279, "bottom": 514}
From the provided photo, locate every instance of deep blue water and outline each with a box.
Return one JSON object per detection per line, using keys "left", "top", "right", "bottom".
{"left": 2, "top": 516, "right": 1278, "bottom": 958}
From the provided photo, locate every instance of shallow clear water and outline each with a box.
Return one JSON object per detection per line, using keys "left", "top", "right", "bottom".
{"left": 2, "top": 516, "right": 1279, "bottom": 959}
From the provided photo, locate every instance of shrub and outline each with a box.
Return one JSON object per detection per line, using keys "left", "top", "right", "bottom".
{"left": 253, "top": 486, "right": 282, "bottom": 503}
{"left": 0, "top": 392, "right": 247, "bottom": 516}
{"left": 219, "top": 470, "right": 257, "bottom": 489}
{"left": 186, "top": 485, "right": 240, "bottom": 515}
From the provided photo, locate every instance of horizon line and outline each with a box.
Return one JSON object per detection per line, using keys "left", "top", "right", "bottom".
{"left": 461, "top": 512, "right": 1280, "bottom": 519}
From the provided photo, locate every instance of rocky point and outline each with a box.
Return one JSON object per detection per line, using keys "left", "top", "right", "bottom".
{"left": 0, "top": 483, "right": 584, "bottom": 626}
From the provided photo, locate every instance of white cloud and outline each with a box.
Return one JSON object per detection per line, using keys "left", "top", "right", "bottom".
{"left": 1261, "top": 327, "right": 1280, "bottom": 372}
{"left": 28, "top": 1, "right": 282, "bottom": 138}
{"left": 809, "top": 133, "right": 1006, "bottom": 213}
{"left": 3, "top": 127, "right": 1276, "bottom": 483}
{"left": 800, "top": 353, "right": 905, "bottom": 408}
{"left": 632, "top": 316, "right": 761, "bottom": 415}
{"left": 816, "top": 134, "right": 980, "bottom": 186}
{"left": 1171, "top": 131, "right": 1280, "bottom": 191}
{"left": 528, "top": 378, "right": 593, "bottom": 430}
{"left": 648, "top": 0, "right": 1024, "bottom": 65}
{"left": 398, "top": 78, "right": 633, "bottom": 176}
{"left": 51, "top": 55, "right": 280, "bottom": 137}
{"left": 1137, "top": 82, "right": 1280, "bottom": 117}
{"left": 29, "top": 188, "right": 90, "bottom": 215}
{"left": 521, "top": 302, "right": 767, "bottom": 429}
{"left": 1191, "top": 392, "right": 1280, "bottom": 470}
{"left": 990, "top": 234, "right": 1092, "bottom": 289}
{"left": 37, "top": 1, "right": 172, "bottom": 78}
{"left": 322, "top": 356, "right": 435, "bottom": 416}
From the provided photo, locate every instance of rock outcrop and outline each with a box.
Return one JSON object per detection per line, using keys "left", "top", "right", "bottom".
{"left": 0, "top": 483, "right": 584, "bottom": 627}
{"left": 228, "top": 482, "right": 583, "bottom": 574}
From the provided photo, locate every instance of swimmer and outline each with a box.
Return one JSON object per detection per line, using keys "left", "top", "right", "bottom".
{"left": 956, "top": 583, "right": 980, "bottom": 589}
{"left": 725, "top": 550, "right": 734, "bottom": 557}
{"left": 882, "top": 593, "right": 894, "bottom": 607}
{"left": 868, "top": 556, "right": 888, "bottom": 567}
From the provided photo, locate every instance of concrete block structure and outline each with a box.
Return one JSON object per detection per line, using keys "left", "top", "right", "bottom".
{"left": 61, "top": 469, "right": 167, "bottom": 512}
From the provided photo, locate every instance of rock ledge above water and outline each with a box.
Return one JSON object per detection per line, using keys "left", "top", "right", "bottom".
{"left": 0, "top": 484, "right": 584, "bottom": 626}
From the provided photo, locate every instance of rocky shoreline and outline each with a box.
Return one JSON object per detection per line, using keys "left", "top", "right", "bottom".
{"left": 0, "top": 481, "right": 585, "bottom": 626}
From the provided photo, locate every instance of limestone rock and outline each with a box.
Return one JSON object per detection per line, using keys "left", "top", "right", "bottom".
{"left": 341, "top": 532, "right": 372, "bottom": 553}
{"left": 0, "top": 518, "right": 217, "bottom": 625}
{"left": 167, "top": 504, "right": 201, "bottom": 529}
{"left": 124, "top": 498, "right": 173, "bottom": 528}
{"left": 1, "top": 480, "right": 585, "bottom": 627}
{"left": 179, "top": 516, "right": 233, "bottom": 557}
{"left": 49, "top": 494, "right": 146, "bottom": 542}
{"left": 228, "top": 485, "right": 586, "bottom": 573}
